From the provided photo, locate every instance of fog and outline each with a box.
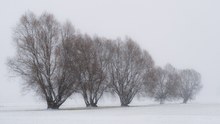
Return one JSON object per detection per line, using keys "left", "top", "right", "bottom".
{"left": 0, "top": 0, "right": 220, "bottom": 105}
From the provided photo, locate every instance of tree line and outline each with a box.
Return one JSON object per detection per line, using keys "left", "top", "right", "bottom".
{"left": 7, "top": 12, "right": 202, "bottom": 109}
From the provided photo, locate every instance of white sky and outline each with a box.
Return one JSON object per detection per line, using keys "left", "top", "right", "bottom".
{"left": 0, "top": 0, "right": 220, "bottom": 105}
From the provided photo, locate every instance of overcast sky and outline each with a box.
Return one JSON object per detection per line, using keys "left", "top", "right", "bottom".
{"left": 0, "top": 0, "right": 220, "bottom": 105}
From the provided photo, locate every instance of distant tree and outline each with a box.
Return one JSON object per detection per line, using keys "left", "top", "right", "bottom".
{"left": 163, "top": 64, "right": 181, "bottom": 100}
{"left": 153, "top": 67, "right": 169, "bottom": 104}
{"left": 108, "top": 38, "right": 154, "bottom": 106}
{"left": 145, "top": 64, "right": 180, "bottom": 104}
{"left": 142, "top": 66, "right": 158, "bottom": 98}
{"left": 178, "top": 69, "right": 202, "bottom": 104}
{"left": 7, "top": 12, "right": 78, "bottom": 109}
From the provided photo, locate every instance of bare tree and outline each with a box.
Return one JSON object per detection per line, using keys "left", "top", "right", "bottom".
{"left": 145, "top": 64, "right": 180, "bottom": 104}
{"left": 8, "top": 12, "right": 77, "bottom": 109}
{"left": 108, "top": 38, "right": 154, "bottom": 106}
{"left": 142, "top": 66, "right": 158, "bottom": 98}
{"left": 163, "top": 64, "right": 181, "bottom": 100}
{"left": 69, "top": 35, "right": 111, "bottom": 107}
{"left": 153, "top": 67, "right": 169, "bottom": 104}
{"left": 178, "top": 69, "right": 202, "bottom": 104}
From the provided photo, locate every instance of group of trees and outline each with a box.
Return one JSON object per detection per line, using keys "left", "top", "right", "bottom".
{"left": 144, "top": 64, "right": 202, "bottom": 104}
{"left": 8, "top": 12, "right": 202, "bottom": 109}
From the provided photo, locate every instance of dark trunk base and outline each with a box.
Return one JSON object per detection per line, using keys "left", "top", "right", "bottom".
{"left": 121, "top": 103, "right": 129, "bottom": 107}
{"left": 47, "top": 102, "right": 61, "bottom": 109}
{"left": 183, "top": 99, "right": 188, "bottom": 104}
{"left": 86, "top": 103, "right": 98, "bottom": 107}
{"left": 47, "top": 106, "right": 59, "bottom": 109}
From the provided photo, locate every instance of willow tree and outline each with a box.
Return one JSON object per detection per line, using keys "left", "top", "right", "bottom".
{"left": 178, "top": 69, "right": 202, "bottom": 103}
{"left": 108, "top": 38, "right": 154, "bottom": 106}
{"left": 148, "top": 64, "right": 180, "bottom": 104}
{"left": 8, "top": 12, "right": 78, "bottom": 109}
{"left": 67, "top": 35, "right": 111, "bottom": 107}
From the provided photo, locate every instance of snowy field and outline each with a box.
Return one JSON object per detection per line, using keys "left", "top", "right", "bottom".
{"left": 0, "top": 103, "right": 220, "bottom": 124}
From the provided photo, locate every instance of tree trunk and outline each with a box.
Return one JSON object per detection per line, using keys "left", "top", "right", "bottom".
{"left": 160, "top": 99, "right": 165, "bottom": 104}
{"left": 120, "top": 97, "right": 130, "bottom": 107}
{"left": 47, "top": 101, "right": 61, "bottom": 109}
{"left": 120, "top": 100, "right": 129, "bottom": 107}
{"left": 86, "top": 101, "right": 98, "bottom": 107}
{"left": 121, "top": 103, "right": 129, "bottom": 107}
{"left": 183, "top": 98, "right": 188, "bottom": 104}
{"left": 90, "top": 102, "right": 98, "bottom": 107}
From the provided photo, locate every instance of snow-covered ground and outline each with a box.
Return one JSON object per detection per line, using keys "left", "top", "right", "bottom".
{"left": 0, "top": 103, "right": 220, "bottom": 124}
